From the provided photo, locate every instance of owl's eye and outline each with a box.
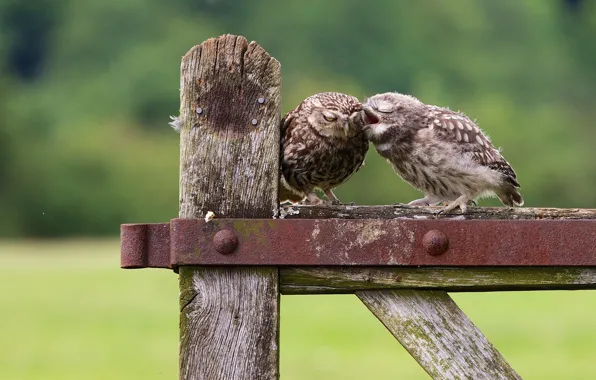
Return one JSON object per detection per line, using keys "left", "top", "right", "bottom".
{"left": 322, "top": 112, "right": 337, "bottom": 122}
{"left": 376, "top": 103, "right": 394, "bottom": 113}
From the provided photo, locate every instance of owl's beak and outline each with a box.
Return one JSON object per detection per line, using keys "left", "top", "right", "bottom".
{"left": 343, "top": 123, "right": 351, "bottom": 137}
{"left": 347, "top": 111, "right": 363, "bottom": 136}
{"left": 361, "top": 106, "right": 380, "bottom": 127}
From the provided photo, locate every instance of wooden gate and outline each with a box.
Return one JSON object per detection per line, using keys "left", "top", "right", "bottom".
{"left": 120, "top": 34, "right": 596, "bottom": 379}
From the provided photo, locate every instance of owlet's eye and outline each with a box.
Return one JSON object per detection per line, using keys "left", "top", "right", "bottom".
{"left": 377, "top": 103, "right": 394, "bottom": 113}
{"left": 322, "top": 112, "right": 337, "bottom": 122}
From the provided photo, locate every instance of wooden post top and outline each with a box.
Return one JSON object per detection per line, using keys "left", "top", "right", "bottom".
{"left": 179, "top": 34, "right": 281, "bottom": 219}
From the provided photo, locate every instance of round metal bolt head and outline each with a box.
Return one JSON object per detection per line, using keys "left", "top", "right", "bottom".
{"left": 251, "top": 119, "right": 258, "bottom": 125}
{"left": 257, "top": 97, "right": 265, "bottom": 104}
{"left": 213, "top": 229, "right": 238, "bottom": 255}
{"left": 423, "top": 229, "right": 449, "bottom": 256}
{"left": 196, "top": 107, "right": 203, "bottom": 115}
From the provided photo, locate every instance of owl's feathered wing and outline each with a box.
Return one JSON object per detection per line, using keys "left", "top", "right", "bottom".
{"left": 280, "top": 109, "right": 299, "bottom": 142}
{"left": 429, "top": 108, "right": 519, "bottom": 186}
{"left": 428, "top": 108, "right": 523, "bottom": 205}
{"left": 278, "top": 110, "right": 304, "bottom": 203}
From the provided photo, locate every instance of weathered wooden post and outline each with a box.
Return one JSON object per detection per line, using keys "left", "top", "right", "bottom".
{"left": 177, "top": 34, "right": 281, "bottom": 379}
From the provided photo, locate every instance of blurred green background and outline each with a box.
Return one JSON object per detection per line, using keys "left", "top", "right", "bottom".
{"left": 1, "top": 0, "right": 596, "bottom": 378}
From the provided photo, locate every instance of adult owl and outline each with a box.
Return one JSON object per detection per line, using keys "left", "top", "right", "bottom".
{"left": 361, "top": 92, "right": 523, "bottom": 213}
{"left": 280, "top": 92, "right": 369, "bottom": 204}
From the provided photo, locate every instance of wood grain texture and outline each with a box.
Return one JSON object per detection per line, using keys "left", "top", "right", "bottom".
{"left": 180, "top": 267, "right": 279, "bottom": 380}
{"left": 281, "top": 204, "right": 596, "bottom": 220}
{"left": 280, "top": 266, "right": 596, "bottom": 294}
{"left": 178, "top": 34, "right": 280, "bottom": 380}
{"left": 179, "top": 34, "right": 281, "bottom": 219}
{"left": 357, "top": 290, "right": 521, "bottom": 380}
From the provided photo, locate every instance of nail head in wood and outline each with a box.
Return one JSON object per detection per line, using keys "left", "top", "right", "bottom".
{"left": 423, "top": 229, "right": 449, "bottom": 256}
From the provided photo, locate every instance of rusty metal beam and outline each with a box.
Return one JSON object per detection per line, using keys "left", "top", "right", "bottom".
{"left": 121, "top": 218, "right": 596, "bottom": 269}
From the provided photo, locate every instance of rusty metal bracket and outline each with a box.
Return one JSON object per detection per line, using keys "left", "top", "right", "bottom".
{"left": 120, "top": 218, "right": 596, "bottom": 270}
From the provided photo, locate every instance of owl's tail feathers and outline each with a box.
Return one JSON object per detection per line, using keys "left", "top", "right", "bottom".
{"left": 497, "top": 185, "right": 524, "bottom": 207}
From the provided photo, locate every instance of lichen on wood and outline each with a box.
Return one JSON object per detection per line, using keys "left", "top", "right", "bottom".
{"left": 179, "top": 34, "right": 281, "bottom": 219}
{"left": 280, "top": 266, "right": 596, "bottom": 294}
{"left": 177, "top": 34, "right": 281, "bottom": 380}
{"left": 357, "top": 290, "right": 521, "bottom": 379}
{"left": 282, "top": 204, "right": 596, "bottom": 220}
{"left": 179, "top": 266, "right": 279, "bottom": 380}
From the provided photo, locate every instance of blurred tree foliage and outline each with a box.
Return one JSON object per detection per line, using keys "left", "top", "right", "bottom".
{"left": 0, "top": 0, "right": 595, "bottom": 237}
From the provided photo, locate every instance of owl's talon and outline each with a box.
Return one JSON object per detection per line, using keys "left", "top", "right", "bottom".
{"left": 434, "top": 208, "right": 454, "bottom": 218}
{"left": 303, "top": 192, "right": 325, "bottom": 205}
{"left": 331, "top": 201, "right": 356, "bottom": 206}
{"left": 437, "top": 195, "right": 471, "bottom": 215}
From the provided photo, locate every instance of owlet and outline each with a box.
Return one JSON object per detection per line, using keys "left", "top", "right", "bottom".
{"left": 280, "top": 92, "right": 369, "bottom": 204}
{"left": 361, "top": 92, "right": 523, "bottom": 213}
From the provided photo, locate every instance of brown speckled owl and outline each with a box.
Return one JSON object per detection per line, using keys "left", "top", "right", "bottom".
{"left": 361, "top": 92, "right": 523, "bottom": 213}
{"left": 280, "top": 92, "right": 369, "bottom": 204}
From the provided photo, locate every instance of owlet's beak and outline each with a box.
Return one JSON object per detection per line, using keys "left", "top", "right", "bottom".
{"left": 361, "top": 106, "right": 381, "bottom": 125}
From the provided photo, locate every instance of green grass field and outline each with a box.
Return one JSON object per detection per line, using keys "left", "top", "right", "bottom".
{"left": 1, "top": 240, "right": 595, "bottom": 379}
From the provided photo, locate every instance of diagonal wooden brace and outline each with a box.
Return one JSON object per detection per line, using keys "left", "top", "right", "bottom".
{"left": 358, "top": 290, "right": 522, "bottom": 379}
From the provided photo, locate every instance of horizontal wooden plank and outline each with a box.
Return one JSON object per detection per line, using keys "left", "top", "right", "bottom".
{"left": 281, "top": 204, "right": 596, "bottom": 220}
{"left": 280, "top": 267, "right": 596, "bottom": 294}
{"left": 357, "top": 290, "right": 521, "bottom": 379}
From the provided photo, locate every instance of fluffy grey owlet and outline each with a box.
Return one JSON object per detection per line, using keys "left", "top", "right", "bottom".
{"left": 361, "top": 92, "right": 523, "bottom": 213}
{"left": 280, "top": 92, "right": 369, "bottom": 205}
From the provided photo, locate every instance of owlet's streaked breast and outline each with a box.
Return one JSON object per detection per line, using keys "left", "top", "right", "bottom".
{"left": 280, "top": 92, "right": 369, "bottom": 205}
